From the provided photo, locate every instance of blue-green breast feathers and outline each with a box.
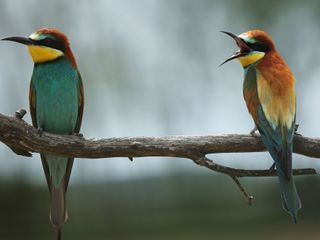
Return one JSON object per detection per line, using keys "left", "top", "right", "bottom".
{"left": 31, "top": 57, "right": 79, "bottom": 133}
{"left": 30, "top": 56, "right": 83, "bottom": 188}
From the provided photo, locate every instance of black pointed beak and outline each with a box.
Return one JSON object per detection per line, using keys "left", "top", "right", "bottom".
{"left": 220, "top": 31, "right": 251, "bottom": 66}
{"left": 2, "top": 36, "right": 34, "bottom": 45}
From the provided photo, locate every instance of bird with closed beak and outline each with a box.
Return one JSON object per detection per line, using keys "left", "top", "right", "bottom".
{"left": 221, "top": 29, "right": 300, "bottom": 222}
{"left": 2, "top": 28, "right": 84, "bottom": 239}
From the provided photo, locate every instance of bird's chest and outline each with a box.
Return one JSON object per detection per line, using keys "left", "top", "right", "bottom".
{"left": 243, "top": 66, "right": 295, "bottom": 128}
{"left": 256, "top": 70, "right": 295, "bottom": 128}
{"left": 32, "top": 63, "right": 78, "bottom": 134}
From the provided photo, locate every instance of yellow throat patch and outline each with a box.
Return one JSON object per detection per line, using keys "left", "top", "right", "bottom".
{"left": 27, "top": 45, "right": 63, "bottom": 63}
{"left": 239, "top": 51, "right": 265, "bottom": 68}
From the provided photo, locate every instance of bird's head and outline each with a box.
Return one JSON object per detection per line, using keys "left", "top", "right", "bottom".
{"left": 2, "top": 28, "right": 76, "bottom": 66}
{"left": 220, "top": 29, "right": 275, "bottom": 68}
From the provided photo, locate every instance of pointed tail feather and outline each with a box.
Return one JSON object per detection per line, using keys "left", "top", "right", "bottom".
{"left": 276, "top": 163, "right": 301, "bottom": 223}
{"left": 56, "top": 228, "right": 62, "bottom": 240}
{"left": 50, "top": 180, "right": 68, "bottom": 232}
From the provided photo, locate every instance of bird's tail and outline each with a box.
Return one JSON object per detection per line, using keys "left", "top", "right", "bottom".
{"left": 50, "top": 179, "right": 67, "bottom": 239}
{"left": 56, "top": 228, "right": 62, "bottom": 240}
{"left": 276, "top": 162, "right": 301, "bottom": 223}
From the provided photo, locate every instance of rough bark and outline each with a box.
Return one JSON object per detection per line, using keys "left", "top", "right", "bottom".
{"left": 0, "top": 112, "right": 316, "bottom": 179}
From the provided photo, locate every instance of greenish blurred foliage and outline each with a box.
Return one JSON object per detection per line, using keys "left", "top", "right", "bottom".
{"left": 0, "top": 173, "right": 319, "bottom": 239}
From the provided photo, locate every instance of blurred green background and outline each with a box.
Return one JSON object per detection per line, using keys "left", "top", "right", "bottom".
{"left": 0, "top": 0, "right": 320, "bottom": 239}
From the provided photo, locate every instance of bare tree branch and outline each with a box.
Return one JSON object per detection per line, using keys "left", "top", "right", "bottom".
{"left": 229, "top": 175, "right": 254, "bottom": 205}
{"left": 0, "top": 111, "right": 317, "bottom": 180}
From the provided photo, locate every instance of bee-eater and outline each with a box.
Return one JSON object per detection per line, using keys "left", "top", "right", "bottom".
{"left": 2, "top": 28, "right": 84, "bottom": 238}
{"left": 221, "top": 30, "right": 300, "bottom": 222}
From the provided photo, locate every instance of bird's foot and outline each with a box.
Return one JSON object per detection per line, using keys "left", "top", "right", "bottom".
{"left": 194, "top": 157, "right": 207, "bottom": 166}
{"left": 14, "top": 108, "right": 27, "bottom": 120}
{"left": 294, "top": 124, "right": 302, "bottom": 136}
{"left": 269, "top": 163, "right": 276, "bottom": 171}
{"left": 250, "top": 125, "right": 258, "bottom": 136}
{"left": 73, "top": 132, "right": 84, "bottom": 138}
{"left": 37, "top": 127, "right": 43, "bottom": 137}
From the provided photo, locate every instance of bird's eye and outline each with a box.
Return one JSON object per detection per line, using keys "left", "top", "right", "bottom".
{"left": 37, "top": 38, "right": 65, "bottom": 52}
{"left": 247, "top": 42, "right": 270, "bottom": 52}
{"left": 43, "top": 38, "right": 54, "bottom": 46}
{"left": 37, "top": 38, "right": 52, "bottom": 46}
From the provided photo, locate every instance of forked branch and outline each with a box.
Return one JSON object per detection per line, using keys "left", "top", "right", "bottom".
{"left": 0, "top": 111, "right": 317, "bottom": 177}
{"left": 0, "top": 110, "right": 317, "bottom": 204}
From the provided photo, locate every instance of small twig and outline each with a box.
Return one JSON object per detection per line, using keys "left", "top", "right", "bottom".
{"left": 190, "top": 155, "right": 315, "bottom": 178}
{"left": 192, "top": 155, "right": 253, "bottom": 205}
{"left": 230, "top": 175, "right": 254, "bottom": 205}
{"left": 14, "top": 109, "right": 27, "bottom": 120}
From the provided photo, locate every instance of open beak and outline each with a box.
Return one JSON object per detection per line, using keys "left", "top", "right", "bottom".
{"left": 220, "top": 31, "right": 251, "bottom": 66}
{"left": 1, "top": 36, "right": 34, "bottom": 45}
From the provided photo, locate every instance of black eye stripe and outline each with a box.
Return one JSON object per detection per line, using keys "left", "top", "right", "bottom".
{"left": 34, "top": 38, "right": 65, "bottom": 52}
{"left": 247, "top": 42, "right": 270, "bottom": 52}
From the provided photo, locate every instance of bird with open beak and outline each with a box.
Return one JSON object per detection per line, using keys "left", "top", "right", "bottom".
{"left": 221, "top": 30, "right": 301, "bottom": 222}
